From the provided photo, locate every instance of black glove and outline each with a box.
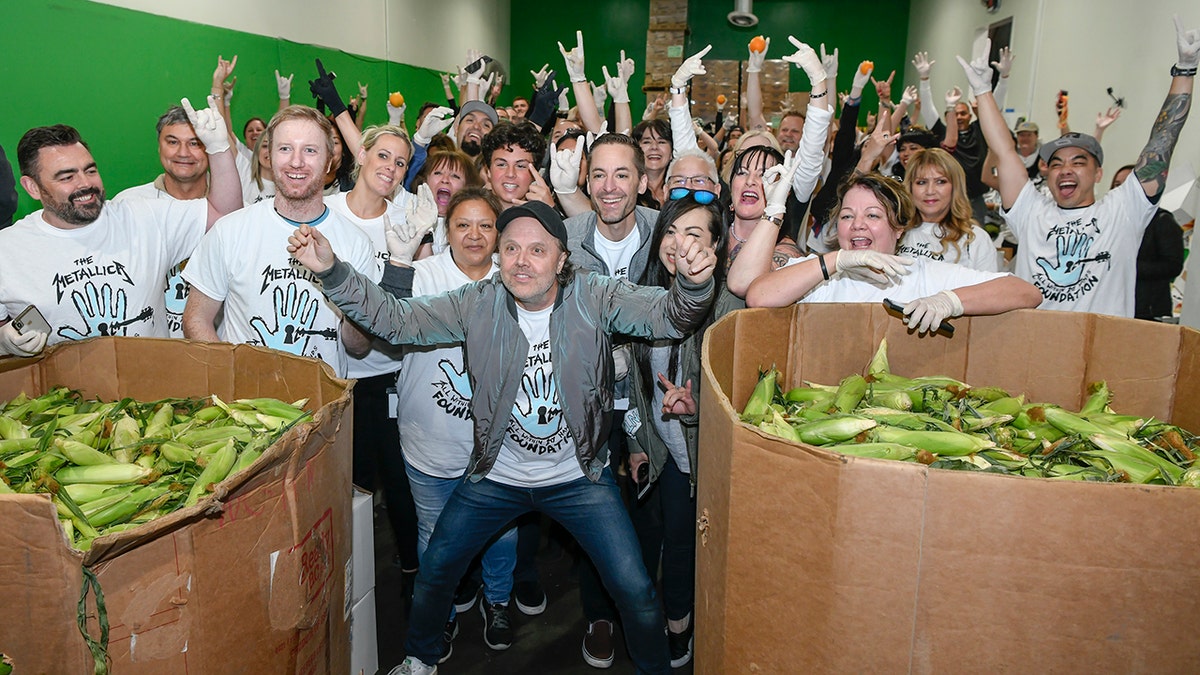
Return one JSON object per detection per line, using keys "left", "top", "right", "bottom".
{"left": 308, "top": 59, "right": 347, "bottom": 118}
{"left": 528, "top": 70, "right": 566, "bottom": 131}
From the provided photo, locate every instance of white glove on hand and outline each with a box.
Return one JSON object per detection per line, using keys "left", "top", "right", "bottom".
{"left": 672, "top": 45, "right": 712, "bottom": 88}
{"left": 903, "top": 289, "right": 963, "bottom": 334}
{"left": 550, "top": 140, "right": 583, "bottom": 195}
{"left": 850, "top": 61, "right": 873, "bottom": 99}
{"left": 900, "top": 85, "right": 918, "bottom": 107}
{"left": 182, "top": 96, "right": 230, "bottom": 155}
{"left": 991, "top": 46, "right": 1015, "bottom": 78}
{"left": 945, "top": 86, "right": 962, "bottom": 108}
{"left": 912, "top": 51, "right": 935, "bottom": 80}
{"left": 387, "top": 185, "right": 437, "bottom": 265}
{"left": 414, "top": 106, "right": 455, "bottom": 146}
{"left": 387, "top": 100, "right": 405, "bottom": 127}
{"left": 955, "top": 38, "right": 994, "bottom": 97}
{"left": 276, "top": 70, "right": 293, "bottom": 99}
{"left": 746, "top": 37, "right": 770, "bottom": 74}
{"left": 1176, "top": 14, "right": 1200, "bottom": 69}
{"left": 762, "top": 150, "right": 798, "bottom": 219}
{"left": 783, "top": 37, "right": 825, "bottom": 86}
{"left": 0, "top": 321, "right": 48, "bottom": 357}
{"left": 592, "top": 82, "right": 608, "bottom": 111}
{"left": 722, "top": 114, "right": 737, "bottom": 131}
{"left": 820, "top": 43, "right": 839, "bottom": 84}
{"left": 557, "top": 82, "right": 570, "bottom": 111}
{"left": 604, "top": 50, "right": 634, "bottom": 104}
{"left": 531, "top": 63, "right": 551, "bottom": 88}
{"left": 834, "top": 249, "right": 913, "bottom": 287}
{"left": 612, "top": 344, "right": 631, "bottom": 381}
{"left": 559, "top": 30, "right": 588, "bottom": 82}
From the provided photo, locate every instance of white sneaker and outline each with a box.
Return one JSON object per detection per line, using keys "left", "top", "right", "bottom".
{"left": 388, "top": 656, "right": 437, "bottom": 675}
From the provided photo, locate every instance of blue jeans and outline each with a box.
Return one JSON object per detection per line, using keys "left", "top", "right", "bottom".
{"left": 404, "top": 467, "right": 670, "bottom": 674}
{"left": 405, "top": 461, "right": 517, "bottom": 607}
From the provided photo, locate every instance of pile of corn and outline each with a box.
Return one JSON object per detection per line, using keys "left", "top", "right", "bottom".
{"left": 742, "top": 339, "right": 1200, "bottom": 487}
{"left": 0, "top": 387, "right": 311, "bottom": 550}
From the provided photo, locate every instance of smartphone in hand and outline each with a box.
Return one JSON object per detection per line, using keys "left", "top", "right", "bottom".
{"left": 12, "top": 305, "right": 51, "bottom": 336}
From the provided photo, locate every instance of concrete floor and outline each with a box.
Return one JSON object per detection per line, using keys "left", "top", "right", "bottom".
{"left": 369, "top": 506, "right": 694, "bottom": 675}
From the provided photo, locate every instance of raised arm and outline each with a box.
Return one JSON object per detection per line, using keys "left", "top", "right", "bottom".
{"left": 957, "top": 42, "right": 1027, "bottom": 208}
{"left": 913, "top": 51, "right": 940, "bottom": 128}
{"left": 276, "top": 70, "right": 294, "bottom": 112}
{"left": 745, "top": 37, "right": 770, "bottom": 131}
{"left": 669, "top": 45, "right": 713, "bottom": 155}
{"left": 1133, "top": 15, "right": 1198, "bottom": 202}
{"left": 604, "top": 51, "right": 635, "bottom": 135}
{"left": 183, "top": 96, "right": 242, "bottom": 228}
{"left": 210, "top": 55, "right": 238, "bottom": 146}
{"left": 991, "top": 46, "right": 1014, "bottom": 112}
{"left": 1092, "top": 105, "right": 1122, "bottom": 143}
{"left": 308, "top": 59, "right": 362, "bottom": 156}
{"left": 560, "top": 31, "right": 605, "bottom": 133}
{"left": 726, "top": 151, "right": 802, "bottom": 296}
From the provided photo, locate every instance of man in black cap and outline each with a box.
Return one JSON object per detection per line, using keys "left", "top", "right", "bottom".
{"left": 964, "top": 15, "right": 1199, "bottom": 317}
{"left": 285, "top": 200, "right": 717, "bottom": 675}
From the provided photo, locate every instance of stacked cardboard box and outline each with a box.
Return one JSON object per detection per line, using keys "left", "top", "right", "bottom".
{"left": 697, "top": 305, "right": 1200, "bottom": 672}
{"left": 0, "top": 337, "right": 354, "bottom": 674}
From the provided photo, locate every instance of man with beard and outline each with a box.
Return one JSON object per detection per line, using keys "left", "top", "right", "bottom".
{"left": 182, "top": 105, "right": 379, "bottom": 377}
{"left": 0, "top": 97, "right": 241, "bottom": 357}
{"left": 455, "top": 100, "right": 498, "bottom": 159}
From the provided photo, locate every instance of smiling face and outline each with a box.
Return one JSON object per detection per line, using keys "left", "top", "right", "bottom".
{"left": 499, "top": 217, "right": 568, "bottom": 311}
{"left": 776, "top": 114, "right": 804, "bottom": 154}
{"left": 21, "top": 143, "right": 106, "bottom": 229}
{"left": 158, "top": 122, "right": 208, "bottom": 186}
{"left": 953, "top": 103, "right": 972, "bottom": 130}
{"left": 244, "top": 119, "right": 266, "bottom": 150}
{"left": 512, "top": 98, "right": 529, "bottom": 118}
{"left": 428, "top": 159, "right": 469, "bottom": 216}
{"left": 910, "top": 165, "right": 952, "bottom": 223}
{"left": 897, "top": 141, "right": 924, "bottom": 169}
{"left": 837, "top": 185, "right": 902, "bottom": 253}
{"left": 1016, "top": 130, "right": 1038, "bottom": 156}
{"left": 456, "top": 111, "right": 494, "bottom": 155}
{"left": 357, "top": 134, "right": 411, "bottom": 198}
{"left": 638, "top": 127, "right": 671, "bottom": 173}
{"left": 1047, "top": 147, "right": 1101, "bottom": 208}
{"left": 484, "top": 145, "right": 536, "bottom": 208}
{"left": 666, "top": 154, "right": 720, "bottom": 197}
{"left": 658, "top": 206, "right": 716, "bottom": 275}
{"left": 271, "top": 119, "right": 331, "bottom": 202}
{"left": 729, "top": 151, "right": 778, "bottom": 222}
{"left": 588, "top": 143, "right": 648, "bottom": 233}
{"left": 446, "top": 198, "right": 498, "bottom": 277}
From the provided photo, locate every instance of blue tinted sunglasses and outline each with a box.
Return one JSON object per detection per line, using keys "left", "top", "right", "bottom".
{"left": 668, "top": 187, "right": 718, "bottom": 205}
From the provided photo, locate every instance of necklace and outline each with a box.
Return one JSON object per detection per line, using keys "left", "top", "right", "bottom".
{"left": 729, "top": 222, "right": 747, "bottom": 244}
{"left": 274, "top": 205, "right": 330, "bottom": 227}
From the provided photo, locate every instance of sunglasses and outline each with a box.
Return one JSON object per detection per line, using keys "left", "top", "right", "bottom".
{"left": 668, "top": 187, "right": 718, "bottom": 205}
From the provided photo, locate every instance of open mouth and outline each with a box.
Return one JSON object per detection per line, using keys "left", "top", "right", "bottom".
{"left": 739, "top": 190, "right": 760, "bottom": 205}
{"left": 848, "top": 237, "right": 872, "bottom": 249}
{"left": 1057, "top": 180, "right": 1078, "bottom": 199}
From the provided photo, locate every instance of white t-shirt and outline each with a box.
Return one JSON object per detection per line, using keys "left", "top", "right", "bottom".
{"left": 592, "top": 227, "right": 640, "bottom": 280}
{"left": 181, "top": 200, "right": 380, "bottom": 377}
{"left": 1000, "top": 179, "right": 1155, "bottom": 317}
{"left": 395, "top": 249, "right": 499, "bottom": 478}
{"left": 784, "top": 255, "right": 1008, "bottom": 304}
{"left": 326, "top": 191, "right": 413, "bottom": 379}
{"left": 111, "top": 179, "right": 202, "bottom": 337}
{"left": 0, "top": 199, "right": 206, "bottom": 344}
{"left": 898, "top": 221, "right": 999, "bottom": 272}
{"left": 487, "top": 304, "right": 584, "bottom": 488}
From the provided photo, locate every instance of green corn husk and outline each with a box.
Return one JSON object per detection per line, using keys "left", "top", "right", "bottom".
{"left": 185, "top": 439, "right": 238, "bottom": 507}
{"left": 742, "top": 368, "right": 778, "bottom": 421}
{"left": 823, "top": 442, "right": 917, "bottom": 461}
{"left": 833, "top": 374, "right": 868, "bottom": 413}
{"left": 792, "top": 415, "right": 877, "bottom": 445}
{"left": 870, "top": 426, "right": 994, "bottom": 456}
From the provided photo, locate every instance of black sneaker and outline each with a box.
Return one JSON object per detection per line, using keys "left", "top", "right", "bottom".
{"left": 668, "top": 621, "right": 694, "bottom": 668}
{"left": 439, "top": 617, "right": 458, "bottom": 664}
{"left": 453, "top": 580, "right": 480, "bottom": 613}
{"left": 513, "top": 579, "right": 547, "bottom": 616}
{"left": 479, "top": 598, "right": 513, "bottom": 650}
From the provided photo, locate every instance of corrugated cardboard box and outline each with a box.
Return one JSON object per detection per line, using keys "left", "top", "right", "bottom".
{"left": 0, "top": 337, "right": 354, "bottom": 674}
{"left": 697, "top": 305, "right": 1200, "bottom": 673}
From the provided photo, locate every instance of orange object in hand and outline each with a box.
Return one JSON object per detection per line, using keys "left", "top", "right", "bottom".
{"left": 859, "top": 61, "right": 874, "bottom": 75}
{"left": 389, "top": 92, "right": 405, "bottom": 107}
{"left": 749, "top": 36, "right": 767, "bottom": 53}
{"left": 717, "top": 94, "right": 727, "bottom": 105}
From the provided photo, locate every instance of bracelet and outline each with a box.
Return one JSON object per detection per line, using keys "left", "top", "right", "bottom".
{"left": 809, "top": 90, "right": 827, "bottom": 99}
{"left": 669, "top": 85, "right": 687, "bottom": 95}
{"left": 1171, "top": 64, "right": 1198, "bottom": 77}
{"left": 818, "top": 253, "right": 830, "bottom": 281}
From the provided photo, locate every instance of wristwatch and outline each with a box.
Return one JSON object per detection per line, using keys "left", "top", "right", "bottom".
{"left": 1171, "top": 64, "right": 1198, "bottom": 77}
{"left": 669, "top": 85, "right": 687, "bottom": 95}
{"left": 761, "top": 213, "right": 784, "bottom": 227}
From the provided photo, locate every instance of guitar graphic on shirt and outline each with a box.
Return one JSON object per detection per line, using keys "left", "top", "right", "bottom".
{"left": 1035, "top": 233, "right": 1110, "bottom": 287}
{"left": 249, "top": 283, "right": 321, "bottom": 354}
{"left": 58, "top": 282, "right": 152, "bottom": 340}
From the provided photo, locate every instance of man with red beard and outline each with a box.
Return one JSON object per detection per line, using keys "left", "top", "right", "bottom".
{"left": 182, "top": 105, "right": 379, "bottom": 376}
{"left": 0, "top": 97, "right": 241, "bottom": 357}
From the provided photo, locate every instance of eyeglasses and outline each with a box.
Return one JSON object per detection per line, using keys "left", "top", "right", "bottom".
{"left": 667, "top": 174, "right": 716, "bottom": 189}
{"left": 668, "top": 187, "right": 717, "bottom": 205}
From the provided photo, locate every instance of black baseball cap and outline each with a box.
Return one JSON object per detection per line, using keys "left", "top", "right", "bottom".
{"left": 495, "top": 201, "right": 569, "bottom": 251}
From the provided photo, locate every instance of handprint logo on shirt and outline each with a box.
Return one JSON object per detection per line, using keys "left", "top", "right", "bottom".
{"left": 438, "top": 359, "right": 474, "bottom": 399}
{"left": 1036, "top": 233, "right": 1111, "bottom": 287}
{"left": 249, "top": 283, "right": 320, "bottom": 354}
{"left": 513, "top": 367, "right": 562, "bottom": 438}
{"left": 163, "top": 260, "right": 189, "bottom": 315}
{"left": 59, "top": 281, "right": 148, "bottom": 340}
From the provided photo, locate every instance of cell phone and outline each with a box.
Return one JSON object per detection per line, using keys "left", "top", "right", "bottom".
{"left": 882, "top": 298, "right": 955, "bottom": 337}
{"left": 634, "top": 462, "right": 652, "bottom": 500}
{"left": 12, "top": 305, "right": 51, "bottom": 336}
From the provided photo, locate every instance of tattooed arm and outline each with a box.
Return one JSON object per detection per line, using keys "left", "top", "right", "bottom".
{"left": 1134, "top": 15, "right": 1199, "bottom": 202}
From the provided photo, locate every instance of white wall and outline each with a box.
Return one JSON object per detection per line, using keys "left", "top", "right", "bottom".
{"left": 905, "top": 0, "right": 1200, "bottom": 196}
{"left": 88, "top": 0, "right": 510, "bottom": 74}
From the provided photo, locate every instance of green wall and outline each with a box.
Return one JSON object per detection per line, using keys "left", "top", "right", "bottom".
{"left": 509, "top": 0, "right": 911, "bottom": 118}
{"left": 1, "top": 0, "right": 445, "bottom": 220}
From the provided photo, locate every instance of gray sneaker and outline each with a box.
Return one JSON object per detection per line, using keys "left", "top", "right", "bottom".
{"left": 388, "top": 657, "right": 437, "bottom": 675}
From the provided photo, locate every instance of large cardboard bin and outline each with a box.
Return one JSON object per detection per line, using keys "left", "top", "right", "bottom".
{"left": 0, "top": 337, "right": 354, "bottom": 674}
{"left": 698, "top": 305, "right": 1200, "bottom": 673}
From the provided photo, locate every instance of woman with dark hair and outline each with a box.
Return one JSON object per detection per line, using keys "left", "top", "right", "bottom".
{"left": 725, "top": 145, "right": 802, "bottom": 271}
{"left": 632, "top": 117, "right": 672, "bottom": 208}
{"left": 624, "top": 193, "right": 726, "bottom": 669}
{"left": 410, "top": 148, "right": 484, "bottom": 256}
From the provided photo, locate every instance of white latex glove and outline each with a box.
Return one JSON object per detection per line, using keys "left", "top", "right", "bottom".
{"left": 902, "top": 289, "right": 964, "bottom": 334}
{"left": 900, "top": 85, "right": 918, "bottom": 108}
{"left": 945, "top": 86, "right": 963, "bottom": 108}
{"left": 603, "top": 64, "right": 628, "bottom": 104}
{"left": 762, "top": 150, "right": 799, "bottom": 219}
{"left": 276, "top": 70, "right": 293, "bottom": 99}
{"left": 557, "top": 81, "right": 570, "bottom": 111}
{"left": 358, "top": 82, "right": 368, "bottom": 101}
{"left": 592, "top": 82, "right": 608, "bottom": 112}
{"left": 746, "top": 37, "right": 770, "bottom": 74}
{"left": 912, "top": 51, "right": 935, "bottom": 80}
{"left": 387, "top": 185, "right": 437, "bottom": 265}
{"left": 850, "top": 61, "right": 873, "bottom": 99}
{"left": 182, "top": 95, "right": 230, "bottom": 154}
{"left": 834, "top": 249, "right": 913, "bottom": 287}
{"left": 465, "top": 66, "right": 488, "bottom": 90}
{"left": 617, "top": 51, "right": 636, "bottom": 89}
{"left": 550, "top": 140, "right": 583, "bottom": 195}
{"left": 559, "top": 30, "right": 587, "bottom": 83}
{"left": 414, "top": 106, "right": 455, "bottom": 146}
{"left": 820, "top": 43, "right": 839, "bottom": 84}
{"left": 1176, "top": 14, "right": 1200, "bottom": 69}
{"left": 782, "top": 37, "right": 825, "bottom": 86}
{"left": 671, "top": 45, "right": 712, "bottom": 88}
{"left": 531, "top": 63, "right": 551, "bottom": 88}
{"left": 0, "top": 321, "right": 48, "bottom": 357}
{"left": 612, "top": 344, "right": 631, "bottom": 381}
{"left": 387, "top": 100, "right": 405, "bottom": 127}
{"left": 991, "top": 46, "right": 1015, "bottom": 78}
{"left": 955, "top": 38, "right": 994, "bottom": 96}
{"left": 722, "top": 114, "right": 737, "bottom": 131}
